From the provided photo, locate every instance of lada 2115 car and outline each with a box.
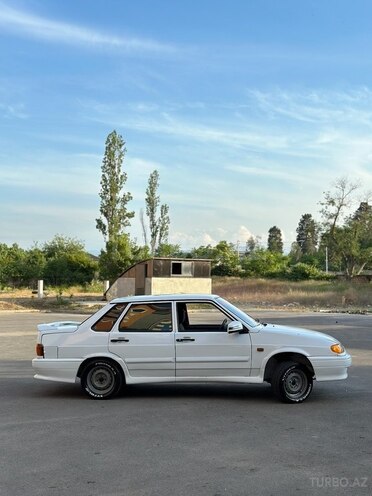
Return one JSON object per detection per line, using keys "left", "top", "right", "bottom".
{"left": 32, "top": 294, "right": 352, "bottom": 403}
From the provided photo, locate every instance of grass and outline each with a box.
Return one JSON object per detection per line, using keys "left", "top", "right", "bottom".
{"left": 0, "top": 285, "right": 104, "bottom": 313}
{"left": 212, "top": 277, "right": 372, "bottom": 312}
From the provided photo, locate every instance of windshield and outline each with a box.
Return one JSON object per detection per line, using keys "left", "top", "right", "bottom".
{"left": 216, "top": 297, "right": 260, "bottom": 328}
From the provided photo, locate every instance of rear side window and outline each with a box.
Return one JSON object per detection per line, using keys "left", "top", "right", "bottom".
{"left": 119, "top": 303, "right": 172, "bottom": 332}
{"left": 92, "top": 303, "right": 128, "bottom": 332}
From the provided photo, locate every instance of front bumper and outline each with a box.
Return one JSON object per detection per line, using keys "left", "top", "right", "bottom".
{"left": 310, "top": 352, "right": 352, "bottom": 381}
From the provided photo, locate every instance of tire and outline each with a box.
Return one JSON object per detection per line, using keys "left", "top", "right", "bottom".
{"left": 271, "top": 361, "right": 313, "bottom": 404}
{"left": 81, "top": 360, "right": 123, "bottom": 399}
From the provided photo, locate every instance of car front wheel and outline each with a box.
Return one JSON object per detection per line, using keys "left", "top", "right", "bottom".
{"left": 81, "top": 360, "right": 123, "bottom": 399}
{"left": 271, "top": 361, "right": 313, "bottom": 403}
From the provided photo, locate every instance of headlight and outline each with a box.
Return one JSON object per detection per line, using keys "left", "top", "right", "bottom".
{"left": 330, "top": 343, "right": 344, "bottom": 354}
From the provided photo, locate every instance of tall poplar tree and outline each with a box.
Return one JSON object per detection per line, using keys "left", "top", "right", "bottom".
{"left": 96, "top": 130, "right": 134, "bottom": 279}
{"left": 142, "top": 170, "right": 170, "bottom": 254}
{"left": 96, "top": 130, "right": 134, "bottom": 242}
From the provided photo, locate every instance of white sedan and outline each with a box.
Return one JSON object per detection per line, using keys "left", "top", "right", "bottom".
{"left": 32, "top": 294, "right": 351, "bottom": 403}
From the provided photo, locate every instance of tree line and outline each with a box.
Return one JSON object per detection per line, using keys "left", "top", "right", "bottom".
{"left": 0, "top": 130, "right": 371, "bottom": 288}
{"left": 194, "top": 178, "right": 371, "bottom": 280}
{"left": 0, "top": 236, "right": 97, "bottom": 288}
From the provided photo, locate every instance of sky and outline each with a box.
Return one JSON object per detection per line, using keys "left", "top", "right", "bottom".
{"left": 1, "top": 0, "right": 372, "bottom": 253}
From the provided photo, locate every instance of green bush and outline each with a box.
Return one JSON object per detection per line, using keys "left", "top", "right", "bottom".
{"left": 0, "top": 243, "right": 45, "bottom": 287}
{"left": 191, "top": 241, "right": 241, "bottom": 277}
{"left": 241, "top": 250, "right": 289, "bottom": 278}
{"left": 44, "top": 252, "right": 97, "bottom": 286}
{"left": 287, "top": 263, "right": 323, "bottom": 281}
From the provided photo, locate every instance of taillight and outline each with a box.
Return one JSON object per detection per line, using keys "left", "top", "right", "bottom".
{"left": 36, "top": 343, "right": 44, "bottom": 357}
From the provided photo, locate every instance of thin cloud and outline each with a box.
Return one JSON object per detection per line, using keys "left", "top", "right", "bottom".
{"left": 80, "top": 90, "right": 372, "bottom": 184}
{"left": 84, "top": 104, "right": 289, "bottom": 152}
{"left": 225, "top": 164, "right": 312, "bottom": 184}
{"left": 0, "top": 102, "right": 28, "bottom": 119}
{"left": 0, "top": 162, "right": 100, "bottom": 196}
{"left": 171, "top": 225, "right": 256, "bottom": 249}
{"left": 248, "top": 88, "right": 372, "bottom": 126}
{"left": 0, "top": 3, "right": 174, "bottom": 54}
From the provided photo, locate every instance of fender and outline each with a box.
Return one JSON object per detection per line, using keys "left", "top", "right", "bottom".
{"left": 77, "top": 352, "right": 130, "bottom": 381}
{"left": 258, "top": 347, "right": 312, "bottom": 381}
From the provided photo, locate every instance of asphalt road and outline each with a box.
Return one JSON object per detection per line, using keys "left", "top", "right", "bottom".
{"left": 0, "top": 310, "right": 371, "bottom": 496}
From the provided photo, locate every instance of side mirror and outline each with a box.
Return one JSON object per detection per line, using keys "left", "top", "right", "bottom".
{"left": 227, "top": 321, "right": 244, "bottom": 334}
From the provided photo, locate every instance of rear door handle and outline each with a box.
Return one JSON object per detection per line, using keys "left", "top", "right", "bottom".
{"left": 176, "top": 337, "right": 195, "bottom": 342}
{"left": 110, "top": 337, "right": 129, "bottom": 343}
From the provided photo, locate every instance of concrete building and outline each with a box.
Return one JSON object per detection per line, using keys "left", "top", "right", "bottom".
{"left": 105, "top": 258, "right": 212, "bottom": 300}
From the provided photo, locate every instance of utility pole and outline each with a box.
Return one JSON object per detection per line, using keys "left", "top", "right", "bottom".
{"left": 325, "top": 246, "right": 329, "bottom": 273}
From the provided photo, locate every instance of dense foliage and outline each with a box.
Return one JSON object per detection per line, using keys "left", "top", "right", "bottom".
{"left": 187, "top": 242, "right": 329, "bottom": 280}
{"left": 296, "top": 214, "right": 319, "bottom": 255}
{"left": 0, "top": 236, "right": 97, "bottom": 288}
{"left": 267, "top": 226, "right": 283, "bottom": 254}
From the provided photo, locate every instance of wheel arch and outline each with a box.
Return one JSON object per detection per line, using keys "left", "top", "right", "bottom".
{"left": 263, "top": 352, "right": 315, "bottom": 383}
{"left": 77, "top": 355, "right": 126, "bottom": 384}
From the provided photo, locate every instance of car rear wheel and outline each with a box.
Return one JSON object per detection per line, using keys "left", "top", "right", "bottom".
{"left": 271, "top": 361, "right": 313, "bottom": 403}
{"left": 81, "top": 360, "right": 123, "bottom": 399}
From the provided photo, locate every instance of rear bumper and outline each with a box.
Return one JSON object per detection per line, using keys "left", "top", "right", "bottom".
{"left": 32, "top": 358, "right": 81, "bottom": 384}
{"left": 310, "top": 353, "right": 352, "bottom": 381}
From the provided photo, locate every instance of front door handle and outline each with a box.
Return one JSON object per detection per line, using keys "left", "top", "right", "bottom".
{"left": 110, "top": 337, "right": 129, "bottom": 343}
{"left": 176, "top": 337, "right": 195, "bottom": 342}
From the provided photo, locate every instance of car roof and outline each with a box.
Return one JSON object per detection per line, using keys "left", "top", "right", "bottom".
{"left": 110, "top": 294, "right": 220, "bottom": 304}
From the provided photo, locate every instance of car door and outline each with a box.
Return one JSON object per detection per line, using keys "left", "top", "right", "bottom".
{"left": 175, "top": 301, "right": 252, "bottom": 379}
{"left": 109, "top": 301, "right": 175, "bottom": 380}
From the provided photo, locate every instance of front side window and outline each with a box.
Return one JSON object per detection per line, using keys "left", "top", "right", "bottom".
{"left": 177, "top": 302, "right": 232, "bottom": 332}
{"left": 92, "top": 303, "right": 128, "bottom": 332}
{"left": 119, "top": 303, "right": 172, "bottom": 332}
